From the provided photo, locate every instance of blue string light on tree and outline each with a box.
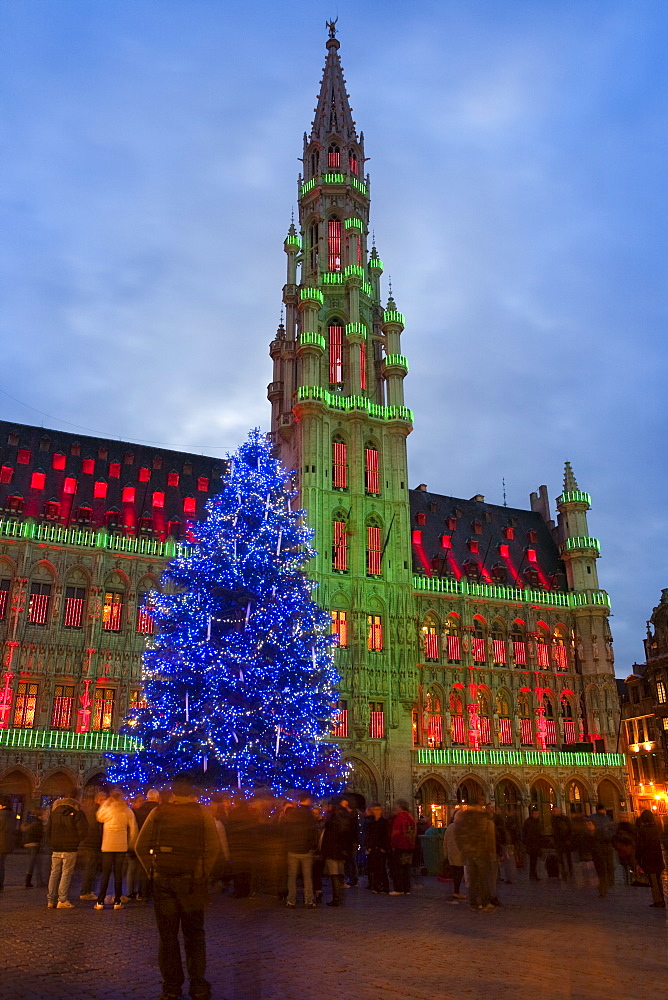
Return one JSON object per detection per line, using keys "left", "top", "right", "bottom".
{"left": 105, "top": 428, "right": 346, "bottom": 795}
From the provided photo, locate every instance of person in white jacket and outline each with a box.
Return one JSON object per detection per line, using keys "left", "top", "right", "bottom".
{"left": 94, "top": 790, "right": 138, "bottom": 910}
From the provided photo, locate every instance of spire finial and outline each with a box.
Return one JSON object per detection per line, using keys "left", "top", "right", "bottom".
{"left": 502, "top": 477, "right": 507, "bottom": 507}
{"left": 326, "top": 17, "right": 338, "bottom": 39}
{"left": 563, "top": 461, "right": 579, "bottom": 492}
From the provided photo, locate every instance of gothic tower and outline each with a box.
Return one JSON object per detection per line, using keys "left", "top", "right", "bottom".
{"left": 268, "top": 25, "right": 416, "bottom": 803}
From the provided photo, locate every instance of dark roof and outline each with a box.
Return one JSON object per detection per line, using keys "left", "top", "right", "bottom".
{"left": 0, "top": 420, "right": 223, "bottom": 540}
{"left": 409, "top": 487, "right": 567, "bottom": 593}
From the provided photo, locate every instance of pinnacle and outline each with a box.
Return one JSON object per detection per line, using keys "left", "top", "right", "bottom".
{"left": 563, "top": 461, "right": 579, "bottom": 492}
{"left": 310, "top": 28, "right": 358, "bottom": 144}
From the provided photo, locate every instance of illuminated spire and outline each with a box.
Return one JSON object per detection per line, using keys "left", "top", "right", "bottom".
{"left": 310, "top": 25, "right": 358, "bottom": 145}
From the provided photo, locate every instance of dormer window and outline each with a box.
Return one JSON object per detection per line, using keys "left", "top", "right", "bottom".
{"left": 468, "top": 539, "right": 479, "bottom": 553}
{"left": 472, "top": 520, "right": 482, "bottom": 535}
{"left": 504, "top": 526, "right": 514, "bottom": 540}
{"left": 328, "top": 144, "right": 340, "bottom": 168}
{"left": 526, "top": 547, "right": 537, "bottom": 563}
{"left": 440, "top": 534, "right": 452, "bottom": 550}
{"left": 416, "top": 512, "right": 426, "bottom": 526}
{"left": 527, "top": 529, "right": 537, "bottom": 543}
{"left": 447, "top": 516, "right": 457, "bottom": 531}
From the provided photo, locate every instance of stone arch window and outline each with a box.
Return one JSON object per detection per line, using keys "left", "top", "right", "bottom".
{"left": 477, "top": 687, "right": 492, "bottom": 744}
{"left": 348, "top": 149, "right": 359, "bottom": 175}
{"left": 332, "top": 512, "right": 348, "bottom": 572}
{"left": 496, "top": 689, "right": 513, "bottom": 744}
{"left": 364, "top": 442, "right": 380, "bottom": 495}
{"left": 490, "top": 619, "right": 507, "bottom": 665}
{"left": 530, "top": 779, "right": 557, "bottom": 832}
{"left": 137, "top": 576, "right": 158, "bottom": 635}
{"left": 473, "top": 616, "right": 487, "bottom": 663}
{"left": 553, "top": 625, "right": 569, "bottom": 671}
{"left": 443, "top": 614, "right": 461, "bottom": 663}
{"left": 366, "top": 516, "right": 382, "bottom": 576}
{"left": 328, "top": 320, "right": 344, "bottom": 385}
{"left": 328, "top": 215, "right": 342, "bottom": 271}
{"left": 536, "top": 621, "right": 550, "bottom": 669}
{"left": 566, "top": 779, "right": 587, "bottom": 815}
{"left": 27, "top": 563, "right": 55, "bottom": 626}
{"left": 308, "top": 220, "right": 319, "bottom": 273}
{"left": 328, "top": 143, "right": 340, "bottom": 169}
{"left": 310, "top": 149, "right": 319, "bottom": 177}
{"left": 422, "top": 614, "right": 439, "bottom": 662}
{"left": 561, "top": 692, "right": 578, "bottom": 743}
{"left": 542, "top": 693, "right": 558, "bottom": 744}
{"left": 332, "top": 435, "right": 348, "bottom": 490}
{"left": 450, "top": 685, "right": 465, "bottom": 744}
{"left": 102, "top": 573, "right": 127, "bottom": 632}
{"left": 518, "top": 690, "right": 533, "bottom": 745}
{"left": 412, "top": 692, "right": 422, "bottom": 747}
{"left": 63, "top": 568, "right": 88, "bottom": 630}
{"left": 425, "top": 687, "right": 443, "bottom": 747}
{"left": 511, "top": 619, "right": 527, "bottom": 666}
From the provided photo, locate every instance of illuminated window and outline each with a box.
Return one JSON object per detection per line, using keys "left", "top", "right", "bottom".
{"left": 511, "top": 623, "right": 526, "bottom": 665}
{"left": 138, "top": 514, "right": 153, "bottom": 532}
{"left": 13, "top": 682, "right": 38, "bottom": 728}
{"left": 197, "top": 477, "right": 209, "bottom": 492}
{"left": 447, "top": 516, "right": 457, "bottom": 531}
{"left": 329, "top": 324, "right": 343, "bottom": 384}
{"left": 365, "top": 447, "right": 380, "bottom": 495}
{"left": 328, "top": 144, "right": 340, "bottom": 168}
{"left": 63, "top": 586, "right": 85, "bottom": 629}
{"left": 51, "top": 453, "right": 66, "bottom": 470}
{"left": 499, "top": 718, "right": 513, "bottom": 744}
{"left": 332, "top": 439, "right": 348, "bottom": 489}
{"left": 504, "top": 526, "right": 514, "bottom": 540}
{"left": 30, "top": 471, "right": 46, "bottom": 490}
{"left": 367, "top": 615, "right": 383, "bottom": 652}
{"left": 359, "top": 341, "right": 367, "bottom": 391}
{"left": 331, "top": 610, "right": 348, "bottom": 647}
{"left": 422, "top": 622, "right": 439, "bottom": 661}
{"left": 6, "top": 495, "right": 23, "bottom": 513}
{"left": 491, "top": 625, "right": 507, "bottom": 664}
{"left": 138, "top": 467, "right": 151, "bottom": 483}
{"left": 92, "top": 688, "right": 115, "bottom": 731}
{"left": 416, "top": 512, "right": 426, "bottom": 526}
{"left": 657, "top": 679, "right": 667, "bottom": 704}
{"left": 28, "top": 583, "right": 51, "bottom": 625}
{"left": 82, "top": 458, "right": 95, "bottom": 474}
{"left": 109, "top": 462, "right": 121, "bottom": 478}
{"left": 0, "top": 579, "right": 10, "bottom": 619}
{"left": 444, "top": 618, "right": 461, "bottom": 662}
{"left": 527, "top": 530, "right": 537, "bottom": 544}
{"left": 0, "top": 465, "right": 13, "bottom": 484}
{"left": 122, "top": 486, "right": 135, "bottom": 504}
{"left": 536, "top": 628, "right": 550, "bottom": 668}
{"left": 17, "top": 448, "right": 31, "bottom": 465}
{"left": 520, "top": 718, "right": 533, "bottom": 745}
{"left": 426, "top": 690, "right": 442, "bottom": 747}
{"left": 332, "top": 699, "right": 348, "bottom": 737}
{"left": 473, "top": 620, "right": 487, "bottom": 663}
{"left": 332, "top": 519, "right": 348, "bottom": 572}
{"left": 309, "top": 222, "right": 319, "bottom": 272}
{"left": 366, "top": 524, "right": 382, "bottom": 575}
{"left": 183, "top": 497, "right": 196, "bottom": 515}
{"left": 440, "top": 534, "right": 452, "bottom": 550}
{"left": 130, "top": 689, "right": 148, "bottom": 712}
{"left": 168, "top": 471, "right": 180, "bottom": 487}
{"left": 105, "top": 508, "right": 121, "bottom": 528}
{"left": 369, "top": 702, "right": 385, "bottom": 738}
{"left": 468, "top": 539, "right": 479, "bottom": 553}
{"left": 349, "top": 151, "right": 358, "bottom": 174}
{"left": 328, "top": 218, "right": 342, "bottom": 271}
{"left": 554, "top": 630, "right": 568, "bottom": 670}
{"left": 44, "top": 500, "right": 60, "bottom": 519}
{"left": 51, "top": 684, "right": 74, "bottom": 729}
{"left": 499, "top": 543, "right": 510, "bottom": 558}
{"left": 152, "top": 491, "right": 165, "bottom": 508}
{"left": 102, "top": 591, "right": 124, "bottom": 632}
{"left": 94, "top": 481, "right": 108, "bottom": 499}
{"left": 136, "top": 601, "right": 154, "bottom": 635}
{"left": 63, "top": 477, "right": 77, "bottom": 495}
{"left": 450, "top": 691, "right": 465, "bottom": 743}
{"left": 527, "top": 547, "right": 537, "bottom": 563}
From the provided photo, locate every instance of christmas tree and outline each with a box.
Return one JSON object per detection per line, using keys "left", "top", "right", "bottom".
{"left": 106, "top": 429, "right": 345, "bottom": 795}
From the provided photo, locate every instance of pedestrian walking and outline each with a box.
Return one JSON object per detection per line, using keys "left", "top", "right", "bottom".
{"left": 80, "top": 790, "right": 107, "bottom": 900}
{"left": 364, "top": 804, "right": 390, "bottom": 894}
{"left": 443, "top": 810, "right": 466, "bottom": 903}
{"left": 551, "top": 807, "right": 574, "bottom": 880}
{"left": 22, "top": 808, "right": 45, "bottom": 888}
{"left": 612, "top": 820, "right": 637, "bottom": 884}
{"left": 0, "top": 794, "right": 15, "bottom": 891}
{"left": 135, "top": 773, "right": 220, "bottom": 1000}
{"left": 522, "top": 806, "right": 543, "bottom": 881}
{"left": 455, "top": 798, "right": 497, "bottom": 911}
{"left": 635, "top": 810, "right": 665, "bottom": 908}
{"left": 321, "top": 799, "right": 356, "bottom": 906}
{"left": 95, "top": 789, "right": 138, "bottom": 910}
{"left": 590, "top": 803, "right": 615, "bottom": 898}
{"left": 46, "top": 791, "right": 88, "bottom": 908}
{"left": 282, "top": 792, "right": 318, "bottom": 907}
{"left": 389, "top": 800, "right": 417, "bottom": 896}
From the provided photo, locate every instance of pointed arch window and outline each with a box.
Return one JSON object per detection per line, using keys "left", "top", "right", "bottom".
{"left": 478, "top": 690, "right": 492, "bottom": 744}
{"left": 367, "top": 615, "right": 383, "bottom": 652}
{"left": 536, "top": 624, "right": 550, "bottom": 669}
{"left": 332, "top": 438, "right": 348, "bottom": 489}
{"left": 491, "top": 622, "right": 507, "bottom": 664}
{"left": 332, "top": 519, "right": 348, "bottom": 572}
{"left": 425, "top": 689, "right": 443, "bottom": 747}
{"left": 473, "top": 618, "right": 487, "bottom": 663}
{"left": 366, "top": 523, "right": 382, "bottom": 575}
{"left": 328, "top": 218, "right": 342, "bottom": 271}
{"left": 511, "top": 621, "right": 526, "bottom": 665}
{"left": 310, "top": 151, "right": 319, "bottom": 177}
{"left": 329, "top": 324, "right": 343, "bottom": 384}
{"left": 331, "top": 609, "right": 348, "bottom": 647}
{"left": 422, "top": 618, "right": 439, "bottom": 661}
{"left": 365, "top": 446, "right": 380, "bottom": 495}
{"left": 0, "top": 579, "right": 10, "bottom": 621}
{"left": 450, "top": 689, "right": 465, "bottom": 744}
{"left": 553, "top": 627, "right": 568, "bottom": 671}
{"left": 63, "top": 586, "right": 86, "bottom": 629}
{"left": 561, "top": 695, "right": 577, "bottom": 744}
{"left": 349, "top": 150, "right": 359, "bottom": 175}
{"left": 328, "top": 144, "right": 340, "bottom": 168}
{"left": 444, "top": 617, "right": 461, "bottom": 663}
{"left": 359, "top": 340, "right": 367, "bottom": 391}
{"left": 543, "top": 695, "right": 557, "bottom": 745}
{"left": 518, "top": 692, "right": 533, "bottom": 745}
{"left": 496, "top": 690, "right": 513, "bottom": 744}
{"left": 309, "top": 222, "right": 319, "bottom": 273}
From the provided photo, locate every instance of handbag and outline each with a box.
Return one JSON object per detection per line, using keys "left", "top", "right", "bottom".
{"left": 630, "top": 868, "right": 650, "bottom": 887}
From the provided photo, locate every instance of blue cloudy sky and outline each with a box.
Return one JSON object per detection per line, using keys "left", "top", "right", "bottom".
{"left": 1, "top": 0, "right": 666, "bottom": 674}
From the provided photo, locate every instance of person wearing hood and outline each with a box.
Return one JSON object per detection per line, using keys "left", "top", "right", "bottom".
{"left": 94, "top": 788, "right": 138, "bottom": 910}
{"left": 46, "top": 792, "right": 88, "bottom": 908}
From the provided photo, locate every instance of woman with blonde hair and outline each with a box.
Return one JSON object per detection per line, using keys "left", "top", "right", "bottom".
{"left": 94, "top": 789, "right": 138, "bottom": 910}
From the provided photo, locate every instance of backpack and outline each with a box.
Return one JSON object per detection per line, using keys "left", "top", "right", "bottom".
{"left": 149, "top": 803, "right": 205, "bottom": 877}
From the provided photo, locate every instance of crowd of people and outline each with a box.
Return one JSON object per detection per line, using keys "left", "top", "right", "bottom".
{"left": 0, "top": 785, "right": 665, "bottom": 1000}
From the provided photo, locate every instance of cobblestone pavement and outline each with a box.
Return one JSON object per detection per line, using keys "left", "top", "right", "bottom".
{"left": 1, "top": 854, "right": 666, "bottom": 1000}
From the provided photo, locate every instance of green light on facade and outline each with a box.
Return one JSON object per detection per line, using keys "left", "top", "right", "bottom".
{"left": 0, "top": 518, "right": 186, "bottom": 559}
{"left": 558, "top": 490, "right": 592, "bottom": 507}
{"left": 299, "top": 287, "right": 325, "bottom": 306}
{"left": 300, "top": 178, "right": 317, "bottom": 197}
{"left": 299, "top": 332, "right": 326, "bottom": 351}
{"left": 368, "top": 258, "right": 384, "bottom": 272}
{"left": 345, "top": 322, "right": 367, "bottom": 337}
{"left": 350, "top": 176, "right": 368, "bottom": 196}
{"left": 296, "top": 386, "right": 413, "bottom": 423}
{"left": 383, "top": 310, "right": 405, "bottom": 326}
{"left": 0, "top": 728, "right": 139, "bottom": 753}
{"left": 344, "top": 218, "right": 364, "bottom": 230}
{"left": 321, "top": 272, "right": 345, "bottom": 285}
{"left": 362, "top": 281, "right": 373, "bottom": 299}
{"left": 285, "top": 234, "right": 301, "bottom": 247}
{"left": 413, "top": 574, "right": 611, "bottom": 610}
{"left": 299, "top": 174, "right": 368, "bottom": 198}
{"left": 415, "top": 747, "right": 624, "bottom": 769}
{"left": 322, "top": 172, "right": 346, "bottom": 185}
{"left": 344, "top": 264, "right": 365, "bottom": 280}
{"left": 384, "top": 354, "right": 409, "bottom": 370}
{"left": 563, "top": 536, "right": 600, "bottom": 554}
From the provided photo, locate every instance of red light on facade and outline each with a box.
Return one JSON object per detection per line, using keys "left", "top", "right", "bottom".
{"left": 332, "top": 441, "right": 347, "bottom": 489}
{"left": 499, "top": 543, "right": 509, "bottom": 558}
{"left": 183, "top": 497, "right": 196, "bottom": 515}
{"left": 333, "top": 520, "right": 348, "bottom": 571}
{"left": 122, "top": 486, "right": 135, "bottom": 504}
{"left": 365, "top": 448, "right": 380, "bottom": 495}
{"left": 30, "top": 472, "right": 46, "bottom": 490}
{"left": 329, "top": 325, "right": 343, "bottom": 384}
{"left": 468, "top": 539, "right": 479, "bottom": 553}
{"left": 63, "top": 477, "right": 77, "bottom": 495}
{"left": 328, "top": 145, "right": 340, "bottom": 168}
{"left": 138, "top": 467, "right": 151, "bottom": 483}
{"left": 0, "top": 466, "right": 13, "bottom": 484}
{"left": 328, "top": 219, "right": 342, "bottom": 271}
{"left": 331, "top": 610, "right": 348, "bottom": 647}
{"left": 52, "top": 453, "right": 66, "bottom": 470}
{"left": 416, "top": 512, "right": 426, "bottom": 526}
{"left": 17, "top": 449, "right": 31, "bottom": 465}
{"left": 109, "top": 462, "right": 121, "bottom": 478}
{"left": 440, "top": 534, "right": 452, "bottom": 549}
{"left": 82, "top": 458, "right": 95, "bottom": 474}
{"left": 93, "top": 481, "right": 108, "bottom": 499}
{"left": 197, "top": 477, "right": 209, "bottom": 492}
{"left": 349, "top": 152, "right": 359, "bottom": 175}
{"left": 167, "top": 471, "right": 179, "bottom": 487}
{"left": 527, "top": 547, "right": 537, "bottom": 563}
{"left": 366, "top": 525, "right": 382, "bottom": 575}
{"left": 152, "top": 491, "right": 165, "bottom": 508}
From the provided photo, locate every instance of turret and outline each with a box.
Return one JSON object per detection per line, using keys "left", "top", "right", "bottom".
{"left": 556, "top": 462, "right": 600, "bottom": 591}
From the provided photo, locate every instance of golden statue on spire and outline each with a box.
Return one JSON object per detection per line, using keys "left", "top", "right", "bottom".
{"left": 326, "top": 18, "right": 338, "bottom": 38}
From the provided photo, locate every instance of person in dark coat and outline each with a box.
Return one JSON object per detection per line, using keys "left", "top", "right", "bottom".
{"left": 22, "top": 808, "right": 45, "bottom": 888}
{"left": 522, "top": 806, "right": 543, "bottom": 881}
{"left": 364, "top": 804, "right": 390, "bottom": 894}
{"left": 282, "top": 792, "right": 318, "bottom": 908}
{"left": 80, "top": 791, "right": 107, "bottom": 899}
{"left": 612, "top": 821, "right": 637, "bottom": 883}
{"left": 320, "top": 800, "right": 356, "bottom": 906}
{"left": 636, "top": 810, "right": 665, "bottom": 908}
{"left": 590, "top": 803, "right": 615, "bottom": 897}
{"left": 551, "top": 807, "right": 574, "bottom": 880}
{"left": 225, "top": 799, "right": 258, "bottom": 898}
{"left": 46, "top": 793, "right": 88, "bottom": 907}
{"left": 0, "top": 794, "right": 15, "bottom": 890}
